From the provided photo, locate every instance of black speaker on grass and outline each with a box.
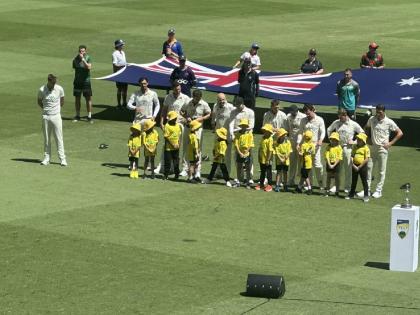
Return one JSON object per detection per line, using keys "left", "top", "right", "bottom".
{"left": 246, "top": 274, "right": 285, "bottom": 299}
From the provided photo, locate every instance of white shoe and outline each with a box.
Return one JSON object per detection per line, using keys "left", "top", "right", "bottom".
{"left": 329, "top": 186, "right": 336, "bottom": 193}
{"left": 363, "top": 197, "right": 370, "bottom": 203}
{"left": 372, "top": 191, "right": 382, "bottom": 199}
{"left": 179, "top": 170, "right": 188, "bottom": 177}
{"left": 154, "top": 167, "right": 161, "bottom": 175}
{"left": 60, "top": 159, "right": 68, "bottom": 167}
{"left": 249, "top": 179, "right": 254, "bottom": 184}
{"left": 226, "top": 181, "right": 232, "bottom": 188}
{"left": 344, "top": 189, "right": 349, "bottom": 194}
{"left": 356, "top": 191, "right": 365, "bottom": 198}
{"left": 201, "top": 178, "right": 210, "bottom": 184}
{"left": 40, "top": 159, "right": 50, "bottom": 166}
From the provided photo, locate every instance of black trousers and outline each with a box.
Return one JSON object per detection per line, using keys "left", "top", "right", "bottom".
{"left": 349, "top": 164, "right": 368, "bottom": 197}
{"left": 164, "top": 149, "right": 180, "bottom": 177}
{"left": 208, "top": 162, "right": 229, "bottom": 181}
{"left": 259, "top": 163, "right": 272, "bottom": 186}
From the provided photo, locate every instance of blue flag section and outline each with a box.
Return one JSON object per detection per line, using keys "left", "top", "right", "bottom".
{"left": 97, "top": 57, "right": 420, "bottom": 111}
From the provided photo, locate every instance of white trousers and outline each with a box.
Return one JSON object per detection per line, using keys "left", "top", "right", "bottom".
{"left": 288, "top": 141, "right": 301, "bottom": 185}
{"left": 341, "top": 146, "right": 353, "bottom": 191}
{"left": 42, "top": 114, "right": 65, "bottom": 160}
{"left": 367, "top": 145, "right": 388, "bottom": 192}
{"left": 312, "top": 145, "right": 323, "bottom": 187}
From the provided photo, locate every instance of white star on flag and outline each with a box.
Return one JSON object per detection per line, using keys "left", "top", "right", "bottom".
{"left": 397, "top": 77, "right": 420, "bottom": 86}
{"left": 400, "top": 96, "right": 414, "bottom": 100}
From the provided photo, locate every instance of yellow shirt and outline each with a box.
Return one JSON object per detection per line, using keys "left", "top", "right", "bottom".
{"left": 274, "top": 139, "right": 293, "bottom": 166}
{"left": 164, "top": 123, "right": 182, "bottom": 151}
{"left": 188, "top": 132, "right": 199, "bottom": 161}
{"left": 234, "top": 131, "right": 254, "bottom": 157}
{"left": 325, "top": 145, "right": 343, "bottom": 164}
{"left": 258, "top": 136, "right": 274, "bottom": 164}
{"left": 127, "top": 135, "right": 142, "bottom": 158}
{"left": 213, "top": 139, "right": 227, "bottom": 163}
{"left": 300, "top": 141, "right": 315, "bottom": 169}
{"left": 142, "top": 129, "right": 159, "bottom": 156}
{"left": 352, "top": 144, "right": 370, "bottom": 166}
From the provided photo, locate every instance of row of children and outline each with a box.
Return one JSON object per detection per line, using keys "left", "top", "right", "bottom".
{"left": 128, "top": 111, "right": 370, "bottom": 201}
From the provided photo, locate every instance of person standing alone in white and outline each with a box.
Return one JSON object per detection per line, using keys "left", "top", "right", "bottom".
{"left": 37, "top": 74, "right": 67, "bottom": 166}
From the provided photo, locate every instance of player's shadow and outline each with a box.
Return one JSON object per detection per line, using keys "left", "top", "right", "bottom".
{"left": 102, "top": 162, "right": 128, "bottom": 169}
{"left": 91, "top": 104, "right": 134, "bottom": 122}
{"left": 364, "top": 261, "right": 389, "bottom": 270}
{"left": 11, "top": 158, "right": 40, "bottom": 164}
{"left": 110, "top": 173, "right": 129, "bottom": 177}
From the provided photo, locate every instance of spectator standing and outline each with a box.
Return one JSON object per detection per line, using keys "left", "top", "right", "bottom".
{"left": 169, "top": 55, "right": 196, "bottom": 97}
{"left": 112, "top": 39, "right": 128, "bottom": 109}
{"left": 72, "top": 44, "right": 93, "bottom": 123}
{"left": 300, "top": 48, "right": 324, "bottom": 74}
{"left": 162, "top": 28, "right": 183, "bottom": 60}
{"left": 360, "top": 42, "right": 384, "bottom": 69}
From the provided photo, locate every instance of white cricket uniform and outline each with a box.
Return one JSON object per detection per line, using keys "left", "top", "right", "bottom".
{"left": 180, "top": 99, "right": 211, "bottom": 176}
{"left": 297, "top": 114, "right": 326, "bottom": 187}
{"left": 38, "top": 84, "right": 66, "bottom": 161}
{"left": 262, "top": 110, "right": 287, "bottom": 130}
{"left": 212, "top": 102, "right": 235, "bottom": 173}
{"left": 285, "top": 111, "right": 305, "bottom": 185}
{"left": 366, "top": 115, "right": 400, "bottom": 193}
{"left": 240, "top": 51, "right": 261, "bottom": 68}
{"left": 327, "top": 118, "right": 364, "bottom": 190}
{"left": 127, "top": 89, "right": 160, "bottom": 124}
{"left": 112, "top": 50, "right": 126, "bottom": 67}
{"left": 155, "top": 92, "right": 190, "bottom": 174}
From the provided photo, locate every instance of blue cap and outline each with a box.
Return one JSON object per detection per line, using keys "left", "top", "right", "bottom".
{"left": 251, "top": 43, "right": 260, "bottom": 49}
{"left": 114, "top": 39, "right": 125, "bottom": 47}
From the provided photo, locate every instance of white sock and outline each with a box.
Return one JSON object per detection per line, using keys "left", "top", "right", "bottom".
{"left": 88, "top": 112, "right": 92, "bottom": 118}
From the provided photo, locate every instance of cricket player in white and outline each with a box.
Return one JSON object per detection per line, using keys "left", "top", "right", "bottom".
{"left": 212, "top": 93, "right": 235, "bottom": 173}
{"left": 296, "top": 104, "right": 325, "bottom": 190}
{"left": 37, "top": 74, "right": 67, "bottom": 166}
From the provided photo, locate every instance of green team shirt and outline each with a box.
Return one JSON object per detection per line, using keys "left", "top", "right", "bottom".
{"left": 336, "top": 79, "right": 360, "bottom": 111}
{"left": 73, "top": 54, "right": 92, "bottom": 84}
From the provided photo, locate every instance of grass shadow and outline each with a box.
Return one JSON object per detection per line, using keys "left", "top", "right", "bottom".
{"left": 91, "top": 104, "right": 134, "bottom": 122}
{"left": 110, "top": 173, "right": 129, "bottom": 177}
{"left": 364, "top": 261, "right": 389, "bottom": 270}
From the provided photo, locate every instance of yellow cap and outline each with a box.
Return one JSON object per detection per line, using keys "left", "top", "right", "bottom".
{"left": 190, "top": 120, "right": 202, "bottom": 131}
{"left": 143, "top": 119, "right": 156, "bottom": 131}
{"left": 276, "top": 128, "right": 288, "bottom": 138}
{"left": 130, "top": 123, "right": 141, "bottom": 132}
{"left": 356, "top": 133, "right": 368, "bottom": 144}
{"left": 215, "top": 127, "right": 228, "bottom": 140}
{"left": 329, "top": 132, "right": 340, "bottom": 141}
{"left": 261, "top": 123, "right": 274, "bottom": 133}
{"left": 167, "top": 111, "right": 178, "bottom": 121}
{"left": 304, "top": 130, "right": 313, "bottom": 140}
{"left": 238, "top": 118, "right": 249, "bottom": 128}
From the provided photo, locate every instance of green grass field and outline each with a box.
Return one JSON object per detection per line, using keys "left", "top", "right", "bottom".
{"left": 1, "top": 0, "right": 420, "bottom": 313}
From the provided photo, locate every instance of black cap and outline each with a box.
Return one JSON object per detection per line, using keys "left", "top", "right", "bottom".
{"left": 251, "top": 43, "right": 260, "bottom": 49}
{"left": 168, "top": 28, "right": 175, "bottom": 35}
{"left": 47, "top": 74, "right": 57, "bottom": 80}
{"left": 309, "top": 48, "right": 317, "bottom": 55}
{"left": 114, "top": 39, "right": 125, "bottom": 47}
{"left": 179, "top": 55, "right": 186, "bottom": 61}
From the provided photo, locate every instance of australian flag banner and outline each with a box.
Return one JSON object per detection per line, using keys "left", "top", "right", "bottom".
{"left": 97, "top": 57, "right": 420, "bottom": 111}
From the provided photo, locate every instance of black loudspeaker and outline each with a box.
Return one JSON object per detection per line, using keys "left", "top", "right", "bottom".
{"left": 246, "top": 274, "right": 286, "bottom": 299}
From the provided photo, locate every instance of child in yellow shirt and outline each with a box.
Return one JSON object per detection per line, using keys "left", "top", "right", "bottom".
{"left": 325, "top": 132, "right": 343, "bottom": 197}
{"left": 163, "top": 111, "right": 182, "bottom": 180}
{"left": 234, "top": 119, "right": 254, "bottom": 189}
{"left": 203, "top": 127, "right": 232, "bottom": 187}
{"left": 273, "top": 128, "right": 292, "bottom": 192}
{"left": 347, "top": 133, "right": 370, "bottom": 202}
{"left": 142, "top": 119, "right": 159, "bottom": 179}
{"left": 256, "top": 124, "right": 274, "bottom": 192}
{"left": 187, "top": 120, "right": 201, "bottom": 182}
{"left": 127, "top": 123, "right": 142, "bottom": 179}
{"left": 296, "top": 130, "right": 315, "bottom": 194}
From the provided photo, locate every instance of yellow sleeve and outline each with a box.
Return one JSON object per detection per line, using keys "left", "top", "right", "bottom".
{"left": 365, "top": 146, "right": 370, "bottom": 159}
{"left": 325, "top": 147, "right": 330, "bottom": 161}
{"left": 249, "top": 133, "right": 254, "bottom": 148}
{"left": 338, "top": 147, "right": 343, "bottom": 160}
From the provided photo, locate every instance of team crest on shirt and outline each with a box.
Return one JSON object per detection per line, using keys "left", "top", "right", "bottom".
{"left": 396, "top": 219, "right": 409, "bottom": 239}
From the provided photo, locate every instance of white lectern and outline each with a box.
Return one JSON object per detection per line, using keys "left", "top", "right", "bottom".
{"left": 389, "top": 205, "right": 419, "bottom": 272}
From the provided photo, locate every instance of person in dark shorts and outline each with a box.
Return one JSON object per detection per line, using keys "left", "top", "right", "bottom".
{"left": 324, "top": 132, "right": 343, "bottom": 197}
{"left": 72, "top": 44, "right": 93, "bottom": 123}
